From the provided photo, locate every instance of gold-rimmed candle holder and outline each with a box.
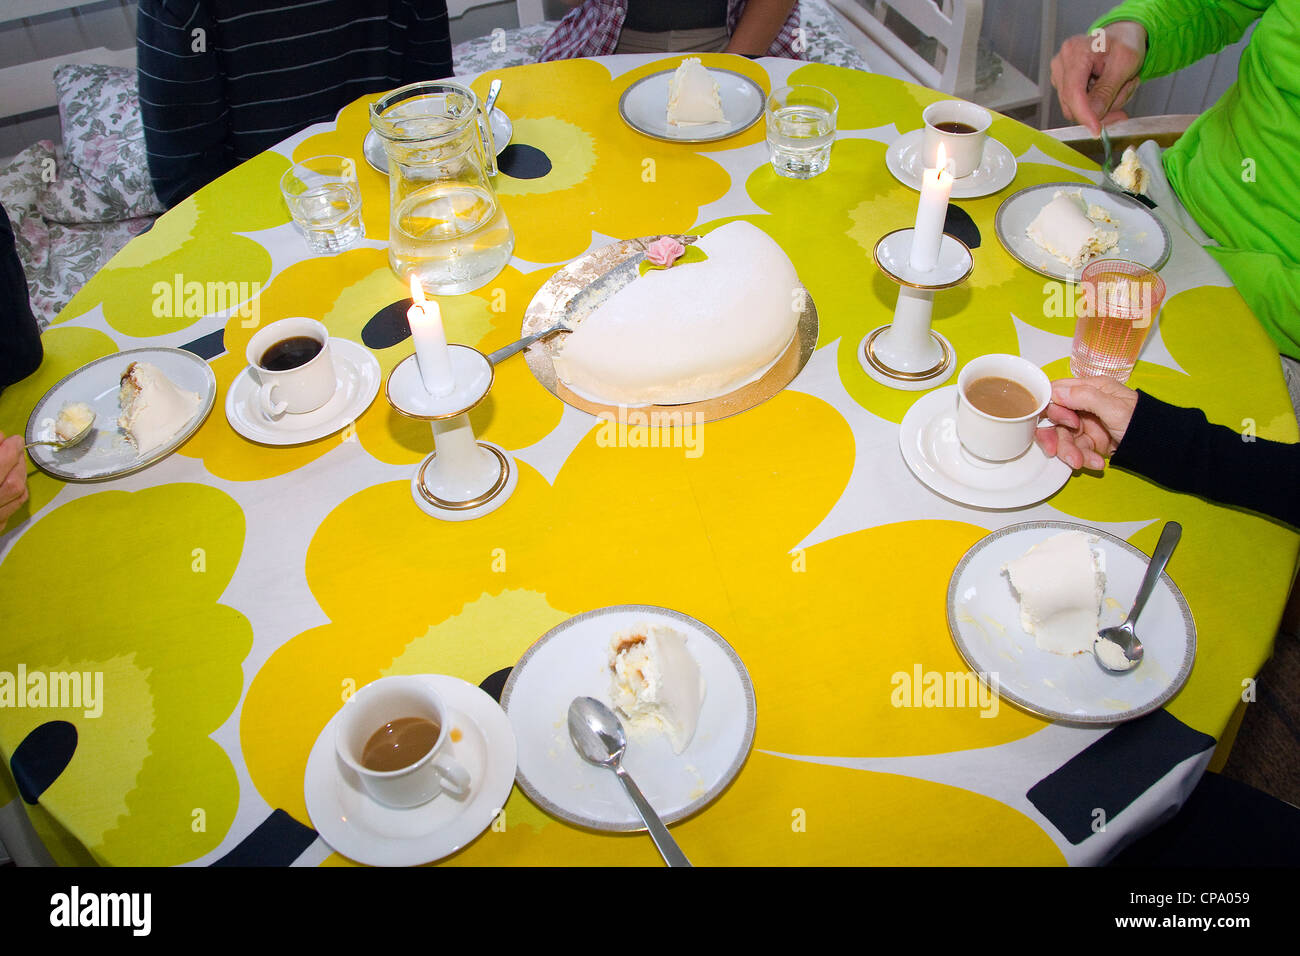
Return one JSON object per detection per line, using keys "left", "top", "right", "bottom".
{"left": 859, "top": 228, "right": 973, "bottom": 391}
{"left": 385, "top": 343, "right": 517, "bottom": 520}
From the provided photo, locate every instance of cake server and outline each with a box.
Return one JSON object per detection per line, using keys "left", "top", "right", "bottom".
{"left": 487, "top": 322, "right": 569, "bottom": 365}
{"left": 1094, "top": 521, "right": 1181, "bottom": 672}
{"left": 567, "top": 696, "right": 692, "bottom": 867}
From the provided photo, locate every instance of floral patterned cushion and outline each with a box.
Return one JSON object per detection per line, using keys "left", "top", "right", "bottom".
{"left": 51, "top": 64, "right": 164, "bottom": 222}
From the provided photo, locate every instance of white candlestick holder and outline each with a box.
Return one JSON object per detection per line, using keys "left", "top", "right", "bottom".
{"left": 386, "top": 344, "right": 517, "bottom": 521}
{"left": 859, "top": 227, "right": 973, "bottom": 391}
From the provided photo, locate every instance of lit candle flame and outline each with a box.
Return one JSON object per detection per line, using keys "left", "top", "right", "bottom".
{"left": 936, "top": 142, "right": 948, "bottom": 175}
{"left": 409, "top": 274, "right": 426, "bottom": 307}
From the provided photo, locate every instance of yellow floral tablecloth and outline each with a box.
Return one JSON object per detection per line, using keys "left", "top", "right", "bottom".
{"left": 1, "top": 55, "right": 1296, "bottom": 867}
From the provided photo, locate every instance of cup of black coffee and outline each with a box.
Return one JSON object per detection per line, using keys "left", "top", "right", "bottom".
{"left": 245, "top": 317, "right": 336, "bottom": 417}
{"left": 921, "top": 100, "right": 992, "bottom": 178}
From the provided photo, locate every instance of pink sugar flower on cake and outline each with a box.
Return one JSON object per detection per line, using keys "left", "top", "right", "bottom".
{"left": 645, "top": 236, "right": 686, "bottom": 268}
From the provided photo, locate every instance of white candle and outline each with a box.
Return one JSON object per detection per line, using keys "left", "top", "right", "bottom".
{"left": 910, "top": 142, "right": 954, "bottom": 272}
{"left": 407, "top": 275, "right": 455, "bottom": 396}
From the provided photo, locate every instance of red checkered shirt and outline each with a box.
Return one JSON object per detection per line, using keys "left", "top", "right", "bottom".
{"left": 538, "top": 0, "right": 804, "bottom": 61}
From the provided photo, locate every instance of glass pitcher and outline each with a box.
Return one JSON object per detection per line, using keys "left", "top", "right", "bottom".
{"left": 371, "top": 81, "right": 515, "bottom": 294}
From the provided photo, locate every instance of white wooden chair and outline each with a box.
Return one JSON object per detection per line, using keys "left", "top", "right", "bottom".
{"left": 448, "top": 0, "right": 546, "bottom": 28}
{"left": 825, "top": 0, "right": 1057, "bottom": 126}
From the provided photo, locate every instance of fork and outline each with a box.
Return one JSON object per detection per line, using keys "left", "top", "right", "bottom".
{"left": 1098, "top": 125, "right": 1123, "bottom": 196}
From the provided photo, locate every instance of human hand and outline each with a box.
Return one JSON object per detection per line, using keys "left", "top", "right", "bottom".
{"left": 1050, "top": 20, "right": 1147, "bottom": 136}
{"left": 0, "top": 432, "right": 29, "bottom": 530}
{"left": 1034, "top": 377, "right": 1139, "bottom": 471}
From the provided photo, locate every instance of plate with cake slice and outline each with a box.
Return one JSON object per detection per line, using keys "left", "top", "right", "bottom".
{"left": 24, "top": 347, "right": 216, "bottom": 481}
{"left": 501, "top": 605, "right": 757, "bottom": 832}
{"left": 619, "top": 58, "right": 765, "bottom": 143}
{"left": 995, "top": 182, "right": 1170, "bottom": 282}
{"left": 946, "top": 520, "right": 1196, "bottom": 724}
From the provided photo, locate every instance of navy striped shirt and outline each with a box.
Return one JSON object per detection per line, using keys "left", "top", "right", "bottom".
{"left": 137, "top": 0, "right": 452, "bottom": 207}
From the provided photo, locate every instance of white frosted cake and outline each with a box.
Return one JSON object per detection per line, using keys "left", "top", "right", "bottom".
{"left": 1026, "top": 191, "right": 1119, "bottom": 269}
{"left": 1003, "top": 531, "right": 1106, "bottom": 655}
{"left": 608, "top": 625, "right": 705, "bottom": 754}
{"left": 552, "top": 221, "right": 802, "bottom": 405}
{"left": 1111, "top": 146, "right": 1149, "bottom": 195}
{"left": 666, "top": 57, "right": 726, "bottom": 127}
{"left": 118, "top": 361, "right": 201, "bottom": 455}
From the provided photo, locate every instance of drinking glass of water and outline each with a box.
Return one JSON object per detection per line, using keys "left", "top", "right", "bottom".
{"left": 765, "top": 86, "right": 838, "bottom": 180}
{"left": 280, "top": 156, "right": 365, "bottom": 254}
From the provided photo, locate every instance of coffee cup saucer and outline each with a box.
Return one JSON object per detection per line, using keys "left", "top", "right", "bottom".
{"left": 886, "top": 129, "right": 1018, "bottom": 199}
{"left": 226, "top": 339, "right": 380, "bottom": 446}
{"left": 899, "top": 386, "right": 1071, "bottom": 509}
{"left": 304, "top": 674, "right": 517, "bottom": 867}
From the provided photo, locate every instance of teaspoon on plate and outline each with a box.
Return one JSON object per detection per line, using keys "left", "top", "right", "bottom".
{"left": 1094, "top": 521, "right": 1181, "bottom": 672}
{"left": 567, "top": 696, "right": 692, "bottom": 867}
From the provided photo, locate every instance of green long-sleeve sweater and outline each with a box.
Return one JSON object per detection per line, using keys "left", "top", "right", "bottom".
{"left": 1093, "top": 0, "right": 1300, "bottom": 359}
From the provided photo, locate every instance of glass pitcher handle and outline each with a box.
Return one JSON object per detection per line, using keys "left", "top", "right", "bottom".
{"left": 477, "top": 107, "right": 498, "bottom": 177}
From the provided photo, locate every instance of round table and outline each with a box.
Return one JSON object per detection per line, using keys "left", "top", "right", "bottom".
{"left": 1, "top": 54, "right": 1296, "bottom": 867}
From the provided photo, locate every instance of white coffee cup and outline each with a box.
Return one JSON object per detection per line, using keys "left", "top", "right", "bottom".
{"left": 335, "top": 676, "right": 471, "bottom": 809}
{"left": 921, "top": 100, "right": 992, "bottom": 178}
{"left": 955, "top": 354, "right": 1051, "bottom": 462}
{"left": 246, "top": 317, "right": 336, "bottom": 418}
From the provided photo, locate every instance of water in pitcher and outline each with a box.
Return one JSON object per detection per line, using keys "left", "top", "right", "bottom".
{"left": 391, "top": 184, "right": 515, "bottom": 294}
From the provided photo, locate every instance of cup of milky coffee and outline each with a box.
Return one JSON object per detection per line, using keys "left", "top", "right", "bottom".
{"left": 335, "top": 675, "right": 471, "bottom": 809}
{"left": 955, "top": 354, "right": 1051, "bottom": 462}
{"left": 921, "top": 100, "right": 991, "bottom": 178}
{"left": 245, "top": 317, "right": 336, "bottom": 418}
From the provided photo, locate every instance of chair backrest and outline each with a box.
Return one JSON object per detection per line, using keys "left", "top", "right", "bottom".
{"left": 447, "top": 0, "right": 546, "bottom": 27}
{"left": 827, "top": 0, "right": 983, "bottom": 98}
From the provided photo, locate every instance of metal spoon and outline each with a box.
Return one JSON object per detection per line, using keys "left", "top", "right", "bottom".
{"left": 567, "top": 696, "right": 692, "bottom": 867}
{"left": 1094, "top": 521, "right": 1182, "bottom": 672}
{"left": 25, "top": 413, "right": 95, "bottom": 451}
{"left": 483, "top": 79, "right": 502, "bottom": 116}
{"left": 487, "top": 322, "right": 569, "bottom": 365}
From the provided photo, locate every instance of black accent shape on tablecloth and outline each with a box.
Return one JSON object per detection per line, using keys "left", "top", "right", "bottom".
{"left": 498, "top": 144, "right": 552, "bottom": 181}
{"left": 943, "top": 205, "right": 980, "bottom": 249}
{"left": 211, "top": 809, "right": 318, "bottom": 866}
{"left": 479, "top": 667, "right": 512, "bottom": 704}
{"left": 1026, "top": 709, "right": 1214, "bottom": 845}
{"left": 11, "top": 721, "right": 77, "bottom": 805}
{"left": 362, "top": 298, "right": 415, "bottom": 350}
{"left": 179, "top": 328, "right": 226, "bottom": 361}
{"left": 1110, "top": 771, "right": 1300, "bottom": 865}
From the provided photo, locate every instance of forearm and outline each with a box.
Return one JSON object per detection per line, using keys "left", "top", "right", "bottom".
{"left": 1111, "top": 390, "right": 1300, "bottom": 528}
{"left": 725, "top": 0, "right": 796, "bottom": 56}
{"left": 136, "top": 0, "right": 229, "bottom": 207}
{"left": 1093, "top": 0, "right": 1272, "bottom": 79}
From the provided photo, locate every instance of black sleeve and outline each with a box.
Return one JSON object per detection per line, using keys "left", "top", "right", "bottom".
{"left": 1111, "top": 390, "right": 1300, "bottom": 529}
{"left": 397, "top": 0, "right": 454, "bottom": 83}
{"left": 137, "top": 0, "right": 231, "bottom": 208}
{"left": 0, "top": 204, "right": 43, "bottom": 394}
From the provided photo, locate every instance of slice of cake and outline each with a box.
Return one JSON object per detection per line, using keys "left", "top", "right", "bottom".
{"left": 552, "top": 221, "right": 802, "bottom": 405}
{"left": 608, "top": 625, "right": 705, "bottom": 754}
{"left": 1003, "top": 530, "right": 1106, "bottom": 655}
{"left": 1110, "top": 146, "right": 1150, "bottom": 195}
{"left": 1026, "top": 190, "right": 1119, "bottom": 269}
{"left": 666, "top": 57, "right": 726, "bottom": 127}
{"left": 118, "top": 361, "right": 201, "bottom": 455}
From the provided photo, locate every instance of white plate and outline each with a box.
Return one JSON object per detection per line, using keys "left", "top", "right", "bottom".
{"left": 995, "top": 182, "right": 1171, "bottom": 282}
{"left": 946, "top": 520, "right": 1196, "bottom": 724}
{"left": 24, "top": 347, "right": 216, "bottom": 482}
{"left": 618, "top": 68, "right": 764, "bottom": 143}
{"left": 363, "top": 108, "right": 513, "bottom": 174}
{"left": 225, "top": 339, "right": 380, "bottom": 445}
{"left": 305, "top": 674, "right": 517, "bottom": 866}
{"left": 501, "top": 605, "right": 756, "bottom": 831}
{"left": 899, "top": 386, "right": 1071, "bottom": 509}
{"left": 885, "top": 129, "right": 1018, "bottom": 199}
